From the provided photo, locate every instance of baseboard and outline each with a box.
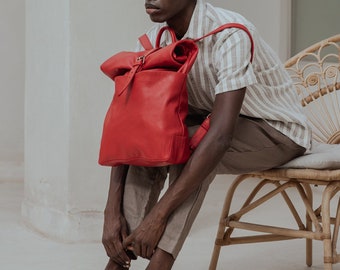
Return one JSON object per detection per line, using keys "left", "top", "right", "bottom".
{"left": 21, "top": 198, "right": 103, "bottom": 243}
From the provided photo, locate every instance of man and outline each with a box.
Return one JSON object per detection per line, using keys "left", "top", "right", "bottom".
{"left": 102, "top": 0, "right": 311, "bottom": 269}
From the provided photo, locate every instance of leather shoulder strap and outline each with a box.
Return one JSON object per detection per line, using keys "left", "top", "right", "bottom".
{"left": 138, "top": 34, "right": 154, "bottom": 50}
{"left": 194, "top": 23, "right": 254, "bottom": 62}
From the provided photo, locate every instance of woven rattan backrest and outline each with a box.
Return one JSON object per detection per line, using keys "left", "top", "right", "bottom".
{"left": 285, "top": 34, "right": 340, "bottom": 144}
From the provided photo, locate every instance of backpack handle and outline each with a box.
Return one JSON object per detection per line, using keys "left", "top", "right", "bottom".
{"left": 139, "top": 23, "right": 254, "bottom": 62}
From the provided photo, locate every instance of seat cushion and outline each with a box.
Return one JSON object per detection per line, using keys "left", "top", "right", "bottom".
{"left": 279, "top": 141, "right": 340, "bottom": 169}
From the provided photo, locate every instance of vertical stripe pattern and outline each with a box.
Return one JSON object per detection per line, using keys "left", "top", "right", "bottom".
{"left": 136, "top": 0, "right": 311, "bottom": 149}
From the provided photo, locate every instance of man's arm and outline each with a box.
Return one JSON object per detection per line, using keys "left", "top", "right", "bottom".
{"left": 104, "top": 166, "right": 129, "bottom": 215}
{"left": 124, "top": 87, "right": 246, "bottom": 258}
{"left": 102, "top": 165, "right": 132, "bottom": 267}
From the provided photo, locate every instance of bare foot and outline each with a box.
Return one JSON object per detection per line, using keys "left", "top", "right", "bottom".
{"left": 105, "top": 259, "right": 130, "bottom": 270}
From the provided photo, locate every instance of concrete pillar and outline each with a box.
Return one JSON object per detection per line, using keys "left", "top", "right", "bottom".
{"left": 0, "top": 0, "right": 25, "bottom": 180}
{"left": 22, "top": 0, "right": 151, "bottom": 241}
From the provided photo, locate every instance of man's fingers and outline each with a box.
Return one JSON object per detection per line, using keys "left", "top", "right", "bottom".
{"left": 146, "top": 246, "right": 154, "bottom": 260}
{"left": 123, "top": 233, "right": 135, "bottom": 250}
{"left": 123, "top": 233, "right": 156, "bottom": 259}
{"left": 126, "top": 249, "right": 137, "bottom": 260}
{"left": 108, "top": 257, "right": 130, "bottom": 269}
{"left": 113, "top": 242, "right": 131, "bottom": 266}
{"left": 103, "top": 238, "right": 130, "bottom": 267}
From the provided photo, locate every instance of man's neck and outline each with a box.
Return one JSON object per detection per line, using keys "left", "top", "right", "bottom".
{"left": 167, "top": 1, "right": 197, "bottom": 39}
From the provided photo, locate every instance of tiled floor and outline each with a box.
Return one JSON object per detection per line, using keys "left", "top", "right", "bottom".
{"left": 0, "top": 177, "right": 336, "bottom": 270}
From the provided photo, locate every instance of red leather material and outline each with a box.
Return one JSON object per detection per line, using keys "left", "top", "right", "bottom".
{"left": 100, "top": 40, "right": 198, "bottom": 80}
{"left": 193, "top": 23, "right": 254, "bottom": 62}
{"left": 99, "top": 27, "right": 198, "bottom": 166}
{"left": 98, "top": 23, "right": 254, "bottom": 167}
{"left": 189, "top": 115, "right": 211, "bottom": 151}
{"left": 139, "top": 34, "right": 154, "bottom": 50}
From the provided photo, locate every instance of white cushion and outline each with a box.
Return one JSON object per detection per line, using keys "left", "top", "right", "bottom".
{"left": 279, "top": 141, "right": 340, "bottom": 169}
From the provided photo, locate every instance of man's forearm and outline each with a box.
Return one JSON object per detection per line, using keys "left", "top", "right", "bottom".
{"left": 104, "top": 165, "right": 129, "bottom": 215}
{"left": 151, "top": 89, "right": 246, "bottom": 220}
{"left": 150, "top": 131, "right": 230, "bottom": 221}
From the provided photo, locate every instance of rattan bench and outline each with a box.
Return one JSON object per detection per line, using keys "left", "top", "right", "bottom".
{"left": 209, "top": 34, "right": 340, "bottom": 270}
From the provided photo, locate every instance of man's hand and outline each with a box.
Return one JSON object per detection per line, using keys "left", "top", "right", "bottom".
{"left": 123, "top": 211, "right": 167, "bottom": 259}
{"left": 102, "top": 213, "right": 131, "bottom": 268}
{"left": 104, "top": 258, "right": 127, "bottom": 270}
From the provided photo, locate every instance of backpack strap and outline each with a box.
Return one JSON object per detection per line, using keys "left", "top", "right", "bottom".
{"left": 194, "top": 23, "right": 254, "bottom": 62}
{"left": 138, "top": 34, "right": 154, "bottom": 50}
{"left": 189, "top": 114, "right": 211, "bottom": 152}
{"left": 189, "top": 23, "right": 254, "bottom": 151}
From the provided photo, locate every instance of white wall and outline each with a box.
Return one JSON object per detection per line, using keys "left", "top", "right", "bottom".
{"left": 0, "top": 0, "right": 25, "bottom": 180}
{"left": 211, "top": 0, "right": 291, "bottom": 60}
{"left": 22, "top": 0, "right": 291, "bottom": 241}
{"left": 292, "top": 0, "right": 340, "bottom": 55}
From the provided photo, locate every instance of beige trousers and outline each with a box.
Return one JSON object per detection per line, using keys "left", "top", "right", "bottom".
{"left": 122, "top": 116, "right": 306, "bottom": 258}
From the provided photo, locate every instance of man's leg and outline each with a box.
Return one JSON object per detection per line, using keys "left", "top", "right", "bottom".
{"left": 122, "top": 160, "right": 216, "bottom": 270}
{"left": 146, "top": 164, "right": 217, "bottom": 270}
{"left": 156, "top": 163, "right": 217, "bottom": 258}
{"left": 123, "top": 166, "right": 168, "bottom": 231}
{"left": 123, "top": 166, "right": 168, "bottom": 248}
{"left": 146, "top": 249, "right": 175, "bottom": 270}
{"left": 148, "top": 116, "right": 306, "bottom": 265}
{"left": 216, "top": 116, "right": 306, "bottom": 174}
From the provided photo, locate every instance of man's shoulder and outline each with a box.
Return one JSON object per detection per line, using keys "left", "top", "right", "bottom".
{"left": 204, "top": 2, "right": 256, "bottom": 32}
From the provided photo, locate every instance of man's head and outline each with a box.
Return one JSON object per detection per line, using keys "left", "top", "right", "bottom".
{"left": 144, "top": 0, "right": 197, "bottom": 37}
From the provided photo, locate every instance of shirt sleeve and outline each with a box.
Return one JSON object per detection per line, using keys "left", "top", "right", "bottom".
{"left": 213, "top": 29, "right": 257, "bottom": 94}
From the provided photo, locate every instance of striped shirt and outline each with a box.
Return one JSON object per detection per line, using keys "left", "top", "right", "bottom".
{"left": 137, "top": 0, "right": 312, "bottom": 149}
